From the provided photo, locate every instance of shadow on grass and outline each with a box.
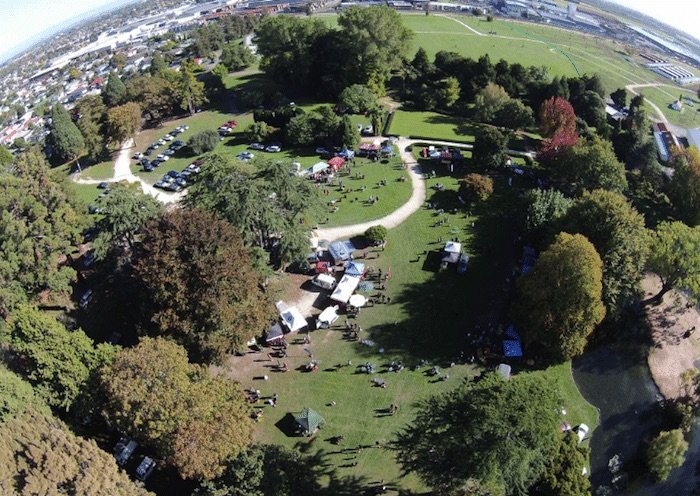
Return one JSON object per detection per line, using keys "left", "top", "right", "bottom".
{"left": 424, "top": 113, "right": 479, "bottom": 139}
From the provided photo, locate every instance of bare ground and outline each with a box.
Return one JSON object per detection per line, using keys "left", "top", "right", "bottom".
{"left": 643, "top": 273, "right": 700, "bottom": 400}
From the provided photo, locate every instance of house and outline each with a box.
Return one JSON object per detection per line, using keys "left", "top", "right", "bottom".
{"left": 330, "top": 275, "right": 361, "bottom": 304}
{"left": 652, "top": 122, "right": 679, "bottom": 162}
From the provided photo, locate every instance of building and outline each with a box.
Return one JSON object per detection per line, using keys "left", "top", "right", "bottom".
{"left": 652, "top": 122, "right": 679, "bottom": 162}
{"left": 646, "top": 63, "right": 700, "bottom": 85}
{"left": 687, "top": 129, "right": 700, "bottom": 151}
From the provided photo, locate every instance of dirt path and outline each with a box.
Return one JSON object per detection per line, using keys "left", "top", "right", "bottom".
{"left": 643, "top": 274, "right": 700, "bottom": 400}
{"left": 625, "top": 84, "right": 670, "bottom": 124}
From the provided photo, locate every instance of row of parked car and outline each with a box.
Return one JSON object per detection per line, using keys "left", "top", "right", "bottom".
{"left": 114, "top": 436, "right": 156, "bottom": 481}
{"left": 249, "top": 142, "right": 282, "bottom": 153}
{"left": 133, "top": 125, "right": 191, "bottom": 171}
{"left": 153, "top": 160, "right": 202, "bottom": 192}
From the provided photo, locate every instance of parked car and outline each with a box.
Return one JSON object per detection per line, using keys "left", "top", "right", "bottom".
{"left": 135, "top": 456, "right": 156, "bottom": 481}
{"left": 132, "top": 152, "right": 144, "bottom": 160}
{"left": 186, "top": 163, "right": 201, "bottom": 173}
{"left": 151, "top": 159, "right": 163, "bottom": 167}
{"left": 265, "top": 144, "right": 281, "bottom": 153}
{"left": 457, "top": 254, "right": 469, "bottom": 274}
{"left": 237, "top": 151, "right": 254, "bottom": 161}
{"left": 312, "top": 273, "right": 336, "bottom": 290}
{"left": 249, "top": 143, "right": 265, "bottom": 150}
{"left": 173, "top": 140, "right": 185, "bottom": 146}
{"left": 315, "top": 147, "right": 330, "bottom": 155}
{"left": 182, "top": 124, "right": 190, "bottom": 130}
{"left": 164, "top": 149, "right": 175, "bottom": 156}
{"left": 97, "top": 182, "right": 109, "bottom": 189}
{"left": 144, "top": 148, "right": 153, "bottom": 156}
{"left": 576, "top": 424, "right": 589, "bottom": 444}
{"left": 79, "top": 289, "right": 94, "bottom": 309}
{"left": 165, "top": 182, "right": 183, "bottom": 192}
{"left": 163, "top": 135, "right": 174, "bottom": 141}
{"left": 114, "top": 437, "right": 138, "bottom": 466}
{"left": 362, "top": 125, "right": 373, "bottom": 135}
{"left": 143, "top": 164, "right": 155, "bottom": 172}
{"left": 156, "top": 154, "right": 170, "bottom": 161}
{"left": 180, "top": 169, "right": 193, "bottom": 179}
{"left": 157, "top": 139, "right": 166, "bottom": 146}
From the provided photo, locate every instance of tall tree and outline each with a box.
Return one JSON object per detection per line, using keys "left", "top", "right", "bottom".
{"left": 436, "top": 76, "right": 461, "bottom": 109}
{"left": 149, "top": 52, "right": 167, "bottom": 76}
{"left": 473, "top": 82, "right": 510, "bottom": 124}
{"left": 512, "top": 232, "right": 605, "bottom": 361}
{"left": 668, "top": 148, "right": 700, "bottom": 226}
{"left": 102, "top": 72, "right": 127, "bottom": 106}
{"left": 106, "top": 102, "right": 141, "bottom": 145}
{"left": 0, "top": 410, "right": 153, "bottom": 495}
{"left": 563, "top": 190, "right": 648, "bottom": 318}
{"left": 338, "top": 84, "right": 377, "bottom": 114}
{"left": 131, "top": 209, "right": 272, "bottom": 362}
{"left": 610, "top": 88, "right": 627, "bottom": 109}
{"left": 220, "top": 42, "right": 255, "bottom": 72}
{"left": 0, "top": 145, "right": 13, "bottom": 168}
{"left": 0, "top": 365, "right": 50, "bottom": 422}
{"left": 536, "top": 432, "right": 591, "bottom": 496}
{"left": 126, "top": 75, "right": 178, "bottom": 126}
{"left": 473, "top": 126, "right": 508, "bottom": 169}
{"left": 339, "top": 114, "right": 360, "bottom": 149}
{"left": 395, "top": 372, "right": 562, "bottom": 495}
{"left": 646, "top": 221, "right": 700, "bottom": 304}
{"left": 93, "top": 184, "right": 162, "bottom": 260}
{"left": 101, "top": 338, "right": 253, "bottom": 479}
{"left": 179, "top": 59, "right": 208, "bottom": 115}
{"left": 523, "top": 188, "right": 572, "bottom": 246}
{"left": 539, "top": 96, "right": 576, "bottom": 138}
{"left": 49, "top": 103, "right": 85, "bottom": 162}
{"left": 8, "top": 305, "right": 115, "bottom": 412}
{"left": 75, "top": 95, "right": 108, "bottom": 162}
{"left": 646, "top": 429, "right": 688, "bottom": 482}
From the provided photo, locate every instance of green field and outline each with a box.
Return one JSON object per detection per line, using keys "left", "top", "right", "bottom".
{"left": 389, "top": 110, "right": 477, "bottom": 142}
{"left": 635, "top": 86, "right": 700, "bottom": 128}
{"left": 229, "top": 160, "right": 599, "bottom": 489}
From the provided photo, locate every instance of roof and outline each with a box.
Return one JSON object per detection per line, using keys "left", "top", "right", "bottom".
{"left": 328, "top": 156, "right": 346, "bottom": 169}
{"left": 317, "top": 305, "right": 339, "bottom": 325}
{"left": 444, "top": 241, "right": 462, "bottom": 253}
{"left": 329, "top": 240, "right": 356, "bottom": 262}
{"left": 278, "top": 304, "right": 307, "bottom": 332}
{"left": 294, "top": 407, "right": 325, "bottom": 433}
{"left": 345, "top": 261, "right": 365, "bottom": 277}
{"left": 305, "top": 161, "right": 329, "bottom": 175}
{"left": 266, "top": 322, "right": 284, "bottom": 343}
{"left": 331, "top": 275, "right": 361, "bottom": 303}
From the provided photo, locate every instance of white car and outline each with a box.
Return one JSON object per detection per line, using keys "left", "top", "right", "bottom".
{"left": 136, "top": 456, "right": 156, "bottom": 481}
{"left": 265, "top": 144, "right": 281, "bottom": 153}
{"left": 249, "top": 143, "right": 265, "bottom": 150}
{"left": 362, "top": 125, "right": 373, "bottom": 134}
{"left": 156, "top": 154, "right": 170, "bottom": 161}
{"left": 163, "top": 135, "right": 174, "bottom": 141}
{"left": 132, "top": 152, "right": 144, "bottom": 160}
{"left": 157, "top": 139, "right": 166, "bottom": 145}
{"left": 576, "top": 424, "right": 589, "bottom": 444}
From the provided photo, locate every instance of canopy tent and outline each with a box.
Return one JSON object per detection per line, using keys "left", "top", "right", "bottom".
{"left": 345, "top": 261, "right": 365, "bottom": 277}
{"left": 304, "top": 161, "right": 330, "bottom": 175}
{"left": 502, "top": 339, "right": 523, "bottom": 358}
{"left": 329, "top": 240, "right": 356, "bottom": 263}
{"left": 328, "top": 156, "right": 346, "bottom": 170}
{"left": 337, "top": 148, "right": 355, "bottom": 159}
{"left": 265, "top": 322, "right": 285, "bottom": 343}
{"left": 276, "top": 300, "right": 307, "bottom": 333}
{"left": 359, "top": 143, "right": 380, "bottom": 152}
{"left": 331, "top": 275, "right": 361, "bottom": 304}
{"left": 294, "top": 407, "right": 326, "bottom": 435}
{"left": 317, "top": 305, "right": 339, "bottom": 328}
{"left": 348, "top": 294, "right": 367, "bottom": 308}
{"left": 442, "top": 241, "right": 462, "bottom": 264}
{"left": 315, "top": 261, "right": 332, "bottom": 274}
{"left": 380, "top": 145, "right": 395, "bottom": 157}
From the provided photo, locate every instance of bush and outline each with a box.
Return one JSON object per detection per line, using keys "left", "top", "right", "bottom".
{"left": 188, "top": 130, "right": 220, "bottom": 155}
{"left": 365, "top": 225, "right": 388, "bottom": 246}
{"left": 244, "top": 122, "right": 271, "bottom": 143}
{"left": 459, "top": 173, "right": 494, "bottom": 201}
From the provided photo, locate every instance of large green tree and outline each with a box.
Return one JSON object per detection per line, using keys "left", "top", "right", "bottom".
{"left": 179, "top": 59, "right": 208, "bottom": 115}
{"left": 49, "top": 103, "right": 85, "bottom": 163}
{"left": 512, "top": 232, "right": 605, "bottom": 361}
{"left": 0, "top": 149, "right": 84, "bottom": 314}
{"left": 338, "top": 84, "right": 377, "bottom": 114}
{"left": 75, "top": 95, "right": 108, "bottom": 162}
{"left": 0, "top": 365, "right": 49, "bottom": 422}
{"left": 0, "top": 410, "right": 153, "bottom": 495}
{"left": 536, "top": 432, "right": 591, "bottom": 496}
{"left": 131, "top": 209, "right": 272, "bottom": 362}
{"left": 101, "top": 338, "right": 253, "bottom": 479}
{"left": 473, "top": 126, "right": 508, "bottom": 169}
{"left": 8, "top": 305, "right": 114, "bottom": 412}
{"left": 395, "top": 372, "right": 562, "bottom": 495}
{"left": 646, "top": 429, "right": 688, "bottom": 482}
{"left": 523, "top": 188, "right": 572, "bottom": 245}
{"left": 126, "top": 74, "right": 178, "bottom": 126}
{"left": 102, "top": 72, "right": 127, "bottom": 107}
{"left": 106, "top": 102, "right": 141, "bottom": 145}
{"left": 646, "top": 221, "right": 700, "bottom": 304}
{"left": 220, "top": 42, "right": 256, "bottom": 72}
{"left": 93, "top": 184, "right": 162, "bottom": 260}
{"left": 668, "top": 148, "right": 700, "bottom": 226}
{"left": 563, "top": 189, "right": 648, "bottom": 318}
{"left": 188, "top": 129, "right": 220, "bottom": 155}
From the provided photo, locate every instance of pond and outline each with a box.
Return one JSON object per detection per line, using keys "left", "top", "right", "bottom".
{"left": 573, "top": 338, "right": 700, "bottom": 495}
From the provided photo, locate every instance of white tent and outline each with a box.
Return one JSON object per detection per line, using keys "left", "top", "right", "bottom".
{"left": 276, "top": 300, "right": 307, "bottom": 333}
{"left": 444, "top": 241, "right": 462, "bottom": 253}
{"left": 349, "top": 294, "right": 367, "bottom": 307}
{"left": 317, "top": 305, "right": 339, "bottom": 328}
{"left": 330, "top": 275, "right": 361, "bottom": 304}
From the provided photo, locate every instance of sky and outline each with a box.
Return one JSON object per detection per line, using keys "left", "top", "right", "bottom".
{"left": 0, "top": 0, "right": 698, "bottom": 63}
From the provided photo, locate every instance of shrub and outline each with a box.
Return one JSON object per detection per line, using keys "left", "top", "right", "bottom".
{"left": 459, "top": 173, "right": 494, "bottom": 201}
{"left": 647, "top": 429, "right": 688, "bottom": 481}
{"left": 365, "top": 225, "right": 388, "bottom": 245}
{"left": 188, "top": 130, "right": 220, "bottom": 155}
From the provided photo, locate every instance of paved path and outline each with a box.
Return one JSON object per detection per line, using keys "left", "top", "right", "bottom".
{"left": 73, "top": 139, "right": 185, "bottom": 205}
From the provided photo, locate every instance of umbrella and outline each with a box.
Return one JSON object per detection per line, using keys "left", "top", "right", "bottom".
{"left": 349, "top": 294, "right": 367, "bottom": 307}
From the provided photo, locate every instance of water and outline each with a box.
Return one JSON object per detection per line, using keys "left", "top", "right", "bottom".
{"left": 573, "top": 342, "right": 700, "bottom": 495}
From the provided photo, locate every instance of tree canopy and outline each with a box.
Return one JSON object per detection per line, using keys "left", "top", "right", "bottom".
{"left": 395, "top": 372, "right": 562, "bottom": 495}
{"left": 646, "top": 221, "right": 700, "bottom": 304}
{"left": 459, "top": 173, "right": 494, "bottom": 202}
{"left": 131, "top": 209, "right": 272, "bottom": 362}
{"left": 539, "top": 96, "right": 576, "bottom": 138}
{"left": 0, "top": 365, "right": 49, "bottom": 422}
{"left": 512, "top": 232, "right": 605, "bottom": 360}
{"left": 473, "top": 126, "right": 508, "bottom": 169}
{"left": 188, "top": 129, "right": 220, "bottom": 154}
{"left": 49, "top": 103, "right": 85, "bottom": 163}
{"left": 668, "top": 148, "right": 700, "bottom": 226}
{"left": 102, "top": 72, "right": 127, "bottom": 107}
{"left": 106, "top": 102, "right": 141, "bottom": 145}
{"left": 220, "top": 42, "right": 256, "bottom": 72}
{"left": 646, "top": 429, "right": 688, "bottom": 482}
{"left": 338, "top": 84, "right": 377, "bottom": 114}
{"left": 100, "top": 337, "right": 253, "bottom": 479}
{"left": 179, "top": 59, "right": 207, "bottom": 115}
{"left": 365, "top": 225, "right": 388, "bottom": 245}
{"left": 523, "top": 188, "right": 572, "bottom": 246}
{"left": 536, "top": 432, "right": 591, "bottom": 496}
{"left": 75, "top": 95, "right": 108, "bottom": 162}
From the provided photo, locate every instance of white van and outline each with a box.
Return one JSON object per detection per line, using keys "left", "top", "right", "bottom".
{"left": 312, "top": 273, "right": 336, "bottom": 290}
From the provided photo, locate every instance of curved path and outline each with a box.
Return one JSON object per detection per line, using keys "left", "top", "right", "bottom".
{"left": 73, "top": 139, "right": 185, "bottom": 205}
{"left": 625, "top": 84, "right": 669, "bottom": 124}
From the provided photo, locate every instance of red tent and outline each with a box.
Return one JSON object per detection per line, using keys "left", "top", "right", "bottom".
{"left": 328, "top": 157, "right": 345, "bottom": 170}
{"left": 315, "top": 261, "right": 332, "bottom": 274}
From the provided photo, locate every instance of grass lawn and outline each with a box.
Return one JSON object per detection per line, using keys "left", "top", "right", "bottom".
{"left": 636, "top": 86, "right": 700, "bottom": 128}
{"left": 224, "top": 154, "right": 598, "bottom": 490}
{"left": 66, "top": 181, "right": 104, "bottom": 209}
{"left": 389, "top": 110, "right": 477, "bottom": 142}
{"left": 79, "top": 159, "right": 115, "bottom": 181}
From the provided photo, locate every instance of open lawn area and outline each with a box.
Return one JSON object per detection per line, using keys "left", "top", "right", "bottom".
{"left": 636, "top": 86, "right": 700, "bottom": 128}
{"left": 388, "top": 110, "right": 477, "bottom": 142}
{"left": 221, "top": 154, "right": 598, "bottom": 490}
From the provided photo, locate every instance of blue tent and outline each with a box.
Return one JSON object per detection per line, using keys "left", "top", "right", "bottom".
{"left": 504, "top": 324, "right": 520, "bottom": 341}
{"left": 329, "top": 240, "right": 356, "bottom": 263}
{"left": 345, "top": 261, "right": 365, "bottom": 277}
{"left": 502, "top": 339, "right": 523, "bottom": 358}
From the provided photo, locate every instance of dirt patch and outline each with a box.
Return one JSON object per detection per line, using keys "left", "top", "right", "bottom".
{"left": 643, "top": 273, "right": 700, "bottom": 400}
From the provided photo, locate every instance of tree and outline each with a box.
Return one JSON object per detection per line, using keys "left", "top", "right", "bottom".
{"left": 549, "top": 136, "right": 627, "bottom": 194}
{"left": 436, "top": 76, "right": 461, "bottom": 109}
{"left": 512, "top": 232, "right": 605, "bottom": 361}
{"left": 537, "top": 127, "right": 578, "bottom": 166}
{"left": 150, "top": 52, "right": 167, "bottom": 76}
{"left": 211, "top": 62, "right": 228, "bottom": 89}
{"left": 539, "top": 96, "right": 576, "bottom": 138}
{"left": 338, "top": 84, "right": 378, "bottom": 114}
{"left": 668, "top": 148, "right": 700, "bottom": 226}
{"left": 563, "top": 190, "right": 648, "bottom": 317}
{"left": 473, "top": 83, "right": 510, "bottom": 124}
{"left": 106, "top": 102, "right": 141, "bottom": 145}
{"left": 459, "top": 173, "right": 494, "bottom": 201}
{"left": 68, "top": 67, "right": 81, "bottom": 80}
{"left": 8, "top": 305, "right": 114, "bottom": 412}
{"left": 220, "top": 42, "right": 256, "bottom": 72}
{"left": 340, "top": 114, "right": 360, "bottom": 149}
{"left": 0, "top": 365, "right": 50, "bottom": 422}
{"left": 647, "top": 429, "right": 688, "bottom": 482}
{"left": 0, "top": 149, "right": 84, "bottom": 314}
{"left": 194, "top": 445, "right": 322, "bottom": 496}
{"left": 132, "top": 209, "right": 272, "bottom": 362}
{"left": 100, "top": 338, "right": 253, "bottom": 479}
{"left": 473, "top": 126, "right": 508, "bottom": 169}
{"left": 611, "top": 88, "right": 627, "bottom": 109}
{"left": 395, "top": 372, "right": 562, "bottom": 495}
{"left": 646, "top": 221, "right": 700, "bottom": 304}
{"left": 179, "top": 59, "right": 207, "bottom": 115}
{"left": 365, "top": 225, "right": 388, "bottom": 246}
{"left": 0, "top": 410, "right": 153, "bottom": 495}
{"left": 126, "top": 74, "right": 178, "bottom": 126}
{"left": 188, "top": 129, "right": 220, "bottom": 155}
{"left": 93, "top": 184, "right": 162, "bottom": 260}
{"left": 103, "top": 72, "right": 127, "bottom": 106}
{"left": 0, "top": 145, "right": 13, "bottom": 168}
{"left": 493, "top": 99, "right": 534, "bottom": 130}
{"left": 49, "top": 103, "right": 85, "bottom": 162}
{"left": 536, "top": 432, "right": 591, "bottom": 496}
{"left": 244, "top": 121, "right": 272, "bottom": 143}
{"left": 75, "top": 95, "right": 108, "bottom": 162}
{"left": 523, "top": 188, "right": 572, "bottom": 244}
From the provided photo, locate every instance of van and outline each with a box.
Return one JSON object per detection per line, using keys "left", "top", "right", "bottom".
{"left": 312, "top": 273, "right": 336, "bottom": 290}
